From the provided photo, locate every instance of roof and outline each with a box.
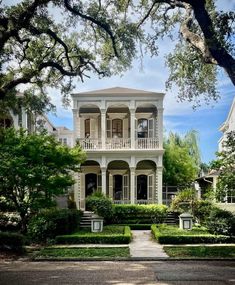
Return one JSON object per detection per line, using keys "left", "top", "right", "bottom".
{"left": 72, "top": 87, "right": 164, "bottom": 97}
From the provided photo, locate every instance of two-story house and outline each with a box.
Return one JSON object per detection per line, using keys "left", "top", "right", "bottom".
{"left": 71, "top": 87, "right": 164, "bottom": 210}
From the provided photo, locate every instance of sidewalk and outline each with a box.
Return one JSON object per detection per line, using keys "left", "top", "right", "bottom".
{"left": 129, "top": 230, "right": 168, "bottom": 258}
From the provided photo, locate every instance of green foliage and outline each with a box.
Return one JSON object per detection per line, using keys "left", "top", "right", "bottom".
{"left": 163, "top": 131, "right": 200, "bottom": 186}
{"left": 0, "top": 212, "right": 21, "bottom": 232}
{"left": 111, "top": 204, "right": 168, "bottom": 224}
{"left": 0, "top": 128, "right": 86, "bottom": 232}
{"left": 151, "top": 224, "right": 234, "bottom": 244}
{"left": 193, "top": 200, "right": 215, "bottom": 225}
{"left": 206, "top": 207, "right": 235, "bottom": 236}
{"left": 170, "top": 188, "right": 198, "bottom": 214}
{"left": 211, "top": 131, "right": 235, "bottom": 202}
{"left": 55, "top": 226, "right": 131, "bottom": 244}
{"left": 27, "top": 209, "right": 83, "bottom": 243}
{"left": 86, "top": 192, "right": 113, "bottom": 223}
{"left": 0, "top": 232, "right": 25, "bottom": 252}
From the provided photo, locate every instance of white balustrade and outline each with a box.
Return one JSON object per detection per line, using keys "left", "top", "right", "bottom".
{"left": 106, "top": 138, "right": 131, "bottom": 149}
{"left": 77, "top": 138, "right": 102, "bottom": 150}
{"left": 113, "top": 200, "right": 131, "bottom": 204}
{"left": 136, "top": 138, "right": 159, "bottom": 149}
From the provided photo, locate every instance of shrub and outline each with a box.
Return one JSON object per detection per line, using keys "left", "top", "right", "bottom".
{"left": 0, "top": 212, "right": 21, "bottom": 232}
{"left": 0, "top": 232, "right": 25, "bottom": 252}
{"left": 111, "top": 204, "right": 168, "bottom": 224}
{"left": 27, "top": 208, "right": 83, "bottom": 243}
{"left": 55, "top": 226, "right": 131, "bottom": 244}
{"left": 206, "top": 207, "right": 235, "bottom": 236}
{"left": 151, "top": 224, "right": 234, "bottom": 244}
{"left": 86, "top": 192, "right": 113, "bottom": 222}
{"left": 194, "top": 200, "right": 215, "bottom": 224}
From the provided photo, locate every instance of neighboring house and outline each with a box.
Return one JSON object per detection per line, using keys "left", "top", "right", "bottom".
{"left": 54, "top": 126, "right": 74, "bottom": 147}
{"left": 71, "top": 87, "right": 164, "bottom": 210}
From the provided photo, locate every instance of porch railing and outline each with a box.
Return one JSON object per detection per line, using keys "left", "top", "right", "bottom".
{"left": 77, "top": 138, "right": 102, "bottom": 150}
{"left": 106, "top": 138, "right": 131, "bottom": 149}
{"left": 136, "top": 138, "right": 159, "bottom": 149}
{"left": 113, "top": 200, "right": 130, "bottom": 204}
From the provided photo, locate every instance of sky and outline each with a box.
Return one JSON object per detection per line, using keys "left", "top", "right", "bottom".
{"left": 5, "top": 0, "right": 234, "bottom": 164}
{"left": 46, "top": 0, "right": 234, "bottom": 164}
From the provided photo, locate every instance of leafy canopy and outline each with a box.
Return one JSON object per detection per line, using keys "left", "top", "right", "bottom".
{"left": 0, "top": 128, "right": 86, "bottom": 232}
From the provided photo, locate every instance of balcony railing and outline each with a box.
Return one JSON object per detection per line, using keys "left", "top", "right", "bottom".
{"left": 77, "top": 137, "right": 159, "bottom": 150}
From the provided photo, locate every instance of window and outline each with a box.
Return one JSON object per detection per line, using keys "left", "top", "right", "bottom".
{"left": 112, "top": 119, "right": 122, "bottom": 138}
{"left": 137, "top": 119, "right": 148, "bottom": 138}
{"left": 85, "top": 119, "right": 90, "bottom": 137}
{"left": 63, "top": 138, "right": 67, "bottom": 145}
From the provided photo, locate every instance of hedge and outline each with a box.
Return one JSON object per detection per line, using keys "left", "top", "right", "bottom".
{"left": 111, "top": 204, "right": 168, "bottom": 224}
{"left": 55, "top": 226, "right": 132, "bottom": 244}
{"left": 28, "top": 209, "right": 83, "bottom": 243}
{"left": 0, "top": 232, "right": 25, "bottom": 252}
{"left": 151, "top": 224, "right": 235, "bottom": 244}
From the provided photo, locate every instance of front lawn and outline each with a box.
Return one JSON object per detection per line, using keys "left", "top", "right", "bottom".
{"left": 164, "top": 246, "right": 235, "bottom": 258}
{"left": 55, "top": 225, "right": 132, "bottom": 244}
{"left": 35, "top": 247, "right": 130, "bottom": 258}
{"left": 151, "top": 224, "right": 234, "bottom": 244}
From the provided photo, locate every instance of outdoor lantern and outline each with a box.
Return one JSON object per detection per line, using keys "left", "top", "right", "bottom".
{"left": 91, "top": 214, "right": 104, "bottom": 232}
{"left": 179, "top": 213, "right": 193, "bottom": 230}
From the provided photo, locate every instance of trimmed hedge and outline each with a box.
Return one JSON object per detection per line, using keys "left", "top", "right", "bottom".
{"left": 0, "top": 232, "right": 25, "bottom": 252}
{"left": 55, "top": 226, "right": 132, "bottom": 244}
{"left": 28, "top": 209, "right": 83, "bottom": 243}
{"left": 151, "top": 224, "right": 235, "bottom": 244}
{"left": 112, "top": 204, "right": 168, "bottom": 224}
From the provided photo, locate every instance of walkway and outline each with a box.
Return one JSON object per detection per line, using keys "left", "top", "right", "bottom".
{"left": 129, "top": 230, "right": 168, "bottom": 258}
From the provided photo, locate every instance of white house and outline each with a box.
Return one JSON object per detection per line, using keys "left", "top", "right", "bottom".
{"left": 71, "top": 87, "right": 165, "bottom": 210}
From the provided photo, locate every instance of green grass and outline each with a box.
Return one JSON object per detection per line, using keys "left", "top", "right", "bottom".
{"left": 36, "top": 247, "right": 130, "bottom": 258}
{"left": 164, "top": 246, "right": 235, "bottom": 258}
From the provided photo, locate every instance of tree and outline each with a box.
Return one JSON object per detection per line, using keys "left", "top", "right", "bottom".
{"left": 163, "top": 131, "right": 200, "bottom": 186}
{"left": 0, "top": 0, "right": 234, "bottom": 106}
{"left": 211, "top": 131, "right": 235, "bottom": 202}
{"left": 0, "top": 128, "right": 86, "bottom": 232}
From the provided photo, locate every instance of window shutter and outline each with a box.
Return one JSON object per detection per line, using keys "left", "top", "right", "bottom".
{"left": 148, "top": 174, "right": 154, "bottom": 201}
{"left": 148, "top": 118, "right": 154, "bottom": 138}
{"left": 123, "top": 118, "right": 128, "bottom": 138}
{"left": 106, "top": 119, "right": 111, "bottom": 138}
{"left": 123, "top": 174, "right": 129, "bottom": 200}
{"left": 97, "top": 174, "right": 102, "bottom": 192}
{"left": 90, "top": 118, "right": 96, "bottom": 138}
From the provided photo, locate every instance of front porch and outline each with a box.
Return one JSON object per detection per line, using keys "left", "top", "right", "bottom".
{"left": 74, "top": 159, "right": 161, "bottom": 210}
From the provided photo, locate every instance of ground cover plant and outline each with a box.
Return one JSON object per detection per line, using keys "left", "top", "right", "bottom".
{"left": 151, "top": 224, "right": 234, "bottom": 244}
{"left": 34, "top": 247, "right": 130, "bottom": 259}
{"left": 164, "top": 246, "right": 235, "bottom": 259}
{"left": 55, "top": 226, "right": 131, "bottom": 244}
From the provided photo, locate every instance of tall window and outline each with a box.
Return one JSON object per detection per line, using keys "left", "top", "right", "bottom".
{"left": 85, "top": 119, "right": 90, "bottom": 137}
{"left": 112, "top": 119, "right": 122, "bottom": 138}
{"left": 137, "top": 119, "right": 148, "bottom": 138}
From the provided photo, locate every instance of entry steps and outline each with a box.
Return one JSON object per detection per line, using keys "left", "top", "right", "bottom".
{"left": 164, "top": 211, "right": 179, "bottom": 225}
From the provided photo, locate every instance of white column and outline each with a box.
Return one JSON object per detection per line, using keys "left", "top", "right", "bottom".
{"left": 73, "top": 109, "right": 79, "bottom": 146}
{"left": 101, "top": 109, "right": 106, "bottom": 149}
{"left": 130, "top": 167, "right": 136, "bottom": 204}
{"left": 157, "top": 167, "right": 163, "bottom": 204}
{"left": 109, "top": 173, "right": 113, "bottom": 199}
{"left": 101, "top": 167, "right": 106, "bottom": 196}
{"left": 157, "top": 108, "right": 164, "bottom": 148}
{"left": 130, "top": 109, "right": 135, "bottom": 149}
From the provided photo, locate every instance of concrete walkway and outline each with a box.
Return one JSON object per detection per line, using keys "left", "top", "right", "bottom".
{"left": 129, "top": 230, "right": 168, "bottom": 258}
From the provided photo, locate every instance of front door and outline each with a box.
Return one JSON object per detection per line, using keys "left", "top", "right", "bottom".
{"left": 85, "top": 173, "right": 97, "bottom": 197}
{"left": 113, "top": 175, "right": 123, "bottom": 200}
{"left": 137, "top": 175, "right": 147, "bottom": 200}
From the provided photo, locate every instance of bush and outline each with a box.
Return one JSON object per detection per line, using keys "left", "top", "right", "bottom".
{"left": 151, "top": 224, "right": 234, "bottom": 244}
{"left": 27, "top": 208, "right": 83, "bottom": 243}
{"left": 111, "top": 204, "right": 168, "bottom": 224}
{"left": 206, "top": 207, "right": 235, "bottom": 236}
{"left": 194, "top": 200, "right": 215, "bottom": 224}
{"left": 86, "top": 192, "right": 113, "bottom": 222}
{"left": 55, "top": 226, "right": 131, "bottom": 244}
{"left": 0, "top": 232, "right": 25, "bottom": 252}
{"left": 0, "top": 212, "right": 21, "bottom": 232}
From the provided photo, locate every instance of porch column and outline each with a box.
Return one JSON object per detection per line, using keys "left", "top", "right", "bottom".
{"left": 101, "top": 109, "right": 106, "bottom": 149}
{"left": 101, "top": 167, "right": 107, "bottom": 196}
{"left": 130, "top": 167, "right": 135, "bottom": 204}
{"left": 157, "top": 108, "right": 163, "bottom": 148}
{"left": 80, "top": 172, "right": 85, "bottom": 210}
{"left": 157, "top": 167, "right": 163, "bottom": 204}
{"left": 109, "top": 173, "right": 113, "bottom": 199}
{"left": 130, "top": 109, "right": 135, "bottom": 149}
{"left": 73, "top": 109, "right": 80, "bottom": 146}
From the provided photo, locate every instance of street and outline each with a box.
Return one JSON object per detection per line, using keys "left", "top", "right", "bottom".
{"left": 0, "top": 260, "right": 234, "bottom": 285}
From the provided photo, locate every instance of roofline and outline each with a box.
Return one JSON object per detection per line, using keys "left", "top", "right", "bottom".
{"left": 219, "top": 97, "right": 235, "bottom": 132}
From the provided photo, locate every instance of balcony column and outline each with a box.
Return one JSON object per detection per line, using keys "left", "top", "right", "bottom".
{"left": 130, "top": 167, "right": 136, "bottom": 204}
{"left": 157, "top": 167, "right": 163, "bottom": 204}
{"left": 101, "top": 109, "right": 106, "bottom": 149}
{"left": 73, "top": 109, "right": 80, "bottom": 146}
{"left": 157, "top": 108, "right": 163, "bottom": 148}
{"left": 130, "top": 109, "right": 135, "bottom": 149}
{"left": 101, "top": 167, "right": 107, "bottom": 196}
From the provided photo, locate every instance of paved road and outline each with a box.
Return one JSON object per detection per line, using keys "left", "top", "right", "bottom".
{"left": 0, "top": 260, "right": 234, "bottom": 285}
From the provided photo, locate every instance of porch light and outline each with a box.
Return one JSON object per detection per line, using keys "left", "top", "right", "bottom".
{"left": 179, "top": 213, "right": 193, "bottom": 230}
{"left": 91, "top": 214, "right": 104, "bottom": 232}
